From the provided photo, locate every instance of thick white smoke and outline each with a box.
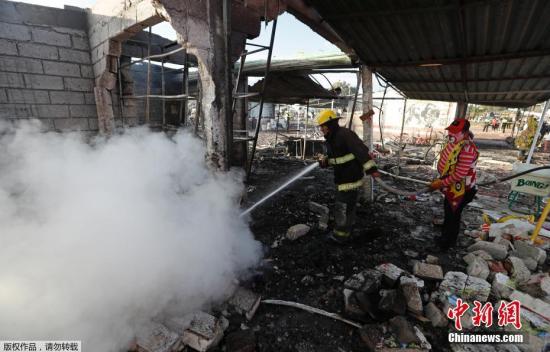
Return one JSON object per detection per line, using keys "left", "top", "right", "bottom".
{"left": 0, "top": 121, "right": 261, "bottom": 350}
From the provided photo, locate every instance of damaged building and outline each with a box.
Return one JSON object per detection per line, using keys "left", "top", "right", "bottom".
{"left": 2, "top": 0, "right": 550, "bottom": 351}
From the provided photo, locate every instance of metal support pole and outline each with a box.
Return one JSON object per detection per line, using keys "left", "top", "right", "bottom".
{"left": 347, "top": 71, "right": 361, "bottom": 130}
{"left": 145, "top": 26, "right": 152, "bottom": 125}
{"left": 511, "top": 108, "right": 521, "bottom": 136}
{"left": 361, "top": 66, "right": 374, "bottom": 202}
{"left": 397, "top": 99, "right": 408, "bottom": 169}
{"left": 378, "top": 85, "right": 388, "bottom": 150}
{"left": 179, "top": 49, "right": 188, "bottom": 126}
{"left": 526, "top": 100, "right": 550, "bottom": 164}
{"left": 275, "top": 104, "right": 281, "bottom": 146}
{"left": 194, "top": 83, "right": 201, "bottom": 135}
{"left": 117, "top": 57, "right": 125, "bottom": 127}
{"left": 223, "top": 0, "right": 233, "bottom": 168}
{"left": 161, "top": 58, "right": 166, "bottom": 127}
{"left": 246, "top": 18, "right": 278, "bottom": 178}
{"left": 302, "top": 99, "right": 309, "bottom": 159}
{"left": 531, "top": 200, "right": 550, "bottom": 243}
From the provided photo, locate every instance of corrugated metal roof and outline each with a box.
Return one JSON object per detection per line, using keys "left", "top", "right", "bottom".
{"left": 298, "top": 0, "right": 550, "bottom": 107}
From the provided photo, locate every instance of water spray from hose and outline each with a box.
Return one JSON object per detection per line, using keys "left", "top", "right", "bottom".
{"left": 241, "top": 163, "right": 319, "bottom": 217}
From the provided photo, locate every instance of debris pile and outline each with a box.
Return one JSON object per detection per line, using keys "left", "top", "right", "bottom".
{"left": 130, "top": 287, "right": 261, "bottom": 352}
{"left": 339, "top": 230, "right": 550, "bottom": 352}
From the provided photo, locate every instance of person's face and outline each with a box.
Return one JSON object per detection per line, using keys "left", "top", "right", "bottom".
{"left": 448, "top": 130, "right": 465, "bottom": 143}
{"left": 320, "top": 124, "right": 330, "bottom": 137}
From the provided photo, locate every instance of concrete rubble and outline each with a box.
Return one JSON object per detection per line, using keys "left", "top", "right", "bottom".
{"left": 228, "top": 287, "right": 262, "bottom": 320}
{"left": 133, "top": 321, "right": 184, "bottom": 352}
{"left": 308, "top": 201, "right": 329, "bottom": 230}
{"left": 180, "top": 313, "right": 226, "bottom": 352}
{"left": 467, "top": 241, "right": 508, "bottom": 260}
{"left": 504, "top": 256, "right": 531, "bottom": 284}
{"left": 412, "top": 262, "right": 444, "bottom": 280}
{"left": 286, "top": 224, "right": 311, "bottom": 241}
{"left": 466, "top": 256, "right": 490, "bottom": 280}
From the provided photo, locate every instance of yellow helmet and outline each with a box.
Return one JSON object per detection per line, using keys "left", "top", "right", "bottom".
{"left": 316, "top": 109, "right": 339, "bottom": 126}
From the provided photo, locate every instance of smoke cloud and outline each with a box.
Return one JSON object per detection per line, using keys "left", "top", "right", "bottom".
{"left": 0, "top": 121, "right": 261, "bottom": 350}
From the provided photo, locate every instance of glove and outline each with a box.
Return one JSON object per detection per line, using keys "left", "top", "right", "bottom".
{"left": 364, "top": 167, "right": 380, "bottom": 178}
{"left": 317, "top": 155, "right": 328, "bottom": 168}
{"left": 429, "top": 179, "right": 444, "bottom": 191}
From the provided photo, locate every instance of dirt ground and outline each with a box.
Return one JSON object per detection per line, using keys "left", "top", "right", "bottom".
{"left": 213, "top": 139, "right": 550, "bottom": 352}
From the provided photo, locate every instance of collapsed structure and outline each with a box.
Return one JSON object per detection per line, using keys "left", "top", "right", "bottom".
{"left": 3, "top": 0, "right": 549, "bottom": 172}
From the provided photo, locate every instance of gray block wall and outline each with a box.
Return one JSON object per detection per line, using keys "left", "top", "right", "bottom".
{"left": 0, "top": 0, "right": 98, "bottom": 132}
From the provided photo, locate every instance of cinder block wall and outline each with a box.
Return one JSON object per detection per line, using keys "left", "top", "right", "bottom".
{"left": 0, "top": 0, "right": 98, "bottom": 131}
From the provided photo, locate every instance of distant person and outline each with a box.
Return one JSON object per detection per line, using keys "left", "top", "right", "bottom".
{"left": 501, "top": 116, "right": 509, "bottom": 133}
{"left": 491, "top": 117, "right": 499, "bottom": 131}
{"left": 316, "top": 109, "right": 379, "bottom": 244}
{"left": 482, "top": 114, "right": 491, "bottom": 132}
{"left": 429, "top": 118, "right": 479, "bottom": 251}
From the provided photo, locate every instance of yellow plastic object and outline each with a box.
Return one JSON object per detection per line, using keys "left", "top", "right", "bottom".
{"left": 530, "top": 200, "right": 550, "bottom": 243}
{"left": 497, "top": 214, "right": 535, "bottom": 224}
{"left": 316, "top": 109, "right": 338, "bottom": 126}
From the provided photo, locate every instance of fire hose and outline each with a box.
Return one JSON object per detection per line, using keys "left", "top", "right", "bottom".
{"left": 374, "top": 165, "right": 550, "bottom": 199}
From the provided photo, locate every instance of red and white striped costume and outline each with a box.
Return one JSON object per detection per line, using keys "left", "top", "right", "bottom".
{"left": 437, "top": 138, "right": 479, "bottom": 209}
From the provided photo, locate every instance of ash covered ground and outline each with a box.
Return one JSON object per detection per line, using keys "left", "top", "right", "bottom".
{"left": 222, "top": 143, "right": 549, "bottom": 352}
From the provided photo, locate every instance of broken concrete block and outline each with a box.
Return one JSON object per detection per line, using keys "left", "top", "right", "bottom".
{"left": 519, "top": 273, "right": 550, "bottom": 298}
{"left": 355, "top": 292, "right": 380, "bottom": 320}
{"left": 343, "top": 289, "right": 365, "bottom": 317}
{"left": 487, "top": 260, "right": 507, "bottom": 274}
{"left": 361, "top": 268, "right": 383, "bottom": 293}
{"left": 467, "top": 241, "right": 508, "bottom": 260}
{"left": 510, "top": 290, "right": 550, "bottom": 322}
{"left": 504, "top": 256, "right": 531, "bottom": 284}
{"left": 463, "top": 276, "right": 491, "bottom": 302}
{"left": 378, "top": 289, "right": 407, "bottom": 316}
{"left": 344, "top": 272, "right": 366, "bottom": 291}
{"left": 425, "top": 255, "right": 439, "bottom": 265}
{"left": 228, "top": 287, "right": 261, "bottom": 320}
{"left": 225, "top": 330, "right": 255, "bottom": 352}
{"left": 400, "top": 275, "right": 424, "bottom": 289}
{"left": 514, "top": 240, "right": 547, "bottom": 266}
{"left": 463, "top": 250, "right": 493, "bottom": 265}
{"left": 389, "top": 316, "right": 419, "bottom": 345}
{"left": 286, "top": 224, "right": 310, "bottom": 240}
{"left": 375, "top": 263, "right": 406, "bottom": 287}
{"left": 522, "top": 257, "right": 538, "bottom": 272}
{"left": 438, "top": 271, "right": 468, "bottom": 300}
{"left": 413, "top": 262, "right": 444, "bottom": 280}
{"left": 424, "top": 302, "right": 448, "bottom": 328}
{"left": 496, "top": 238, "right": 513, "bottom": 250}
{"left": 414, "top": 326, "right": 432, "bottom": 350}
{"left": 450, "top": 344, "right": 498, "bottom": 352}
{"left": 308, "top": 201, "right": 329, "bottom": 215}
{"left": 308, "top": 201, "right": 329, "bottom": 230}
{"left": 491, "top": 273, "right": 514, "bottom": 300}
{"left": 403, "top": 249, "right": 419, "bottom": 258}
{"left": 400, "top": 282, "right": 423, "bottom": 315}
{"left": 358, "top": 324, "right": 384, "bottom": 351}
{"left": 176, "top": 312, "right": 224, "bottom": 352}
{"left": 135, "top": 322, "right": 181, "bottom": 352}
{"left": 466, "top": 256, "right": 490, "bottom": 280}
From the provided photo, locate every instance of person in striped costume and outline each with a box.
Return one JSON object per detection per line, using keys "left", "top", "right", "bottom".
{"left": 429, "top": 118, "right": 479, "bottom": 250}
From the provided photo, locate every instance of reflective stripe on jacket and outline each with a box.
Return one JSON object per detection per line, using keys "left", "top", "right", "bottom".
{"left": 325, "top": 126, "right": 373, "bottom": 190}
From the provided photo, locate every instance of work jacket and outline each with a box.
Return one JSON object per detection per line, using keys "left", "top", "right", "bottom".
{"left": 325, "top": 126, "right": 375, "bottom": 191}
